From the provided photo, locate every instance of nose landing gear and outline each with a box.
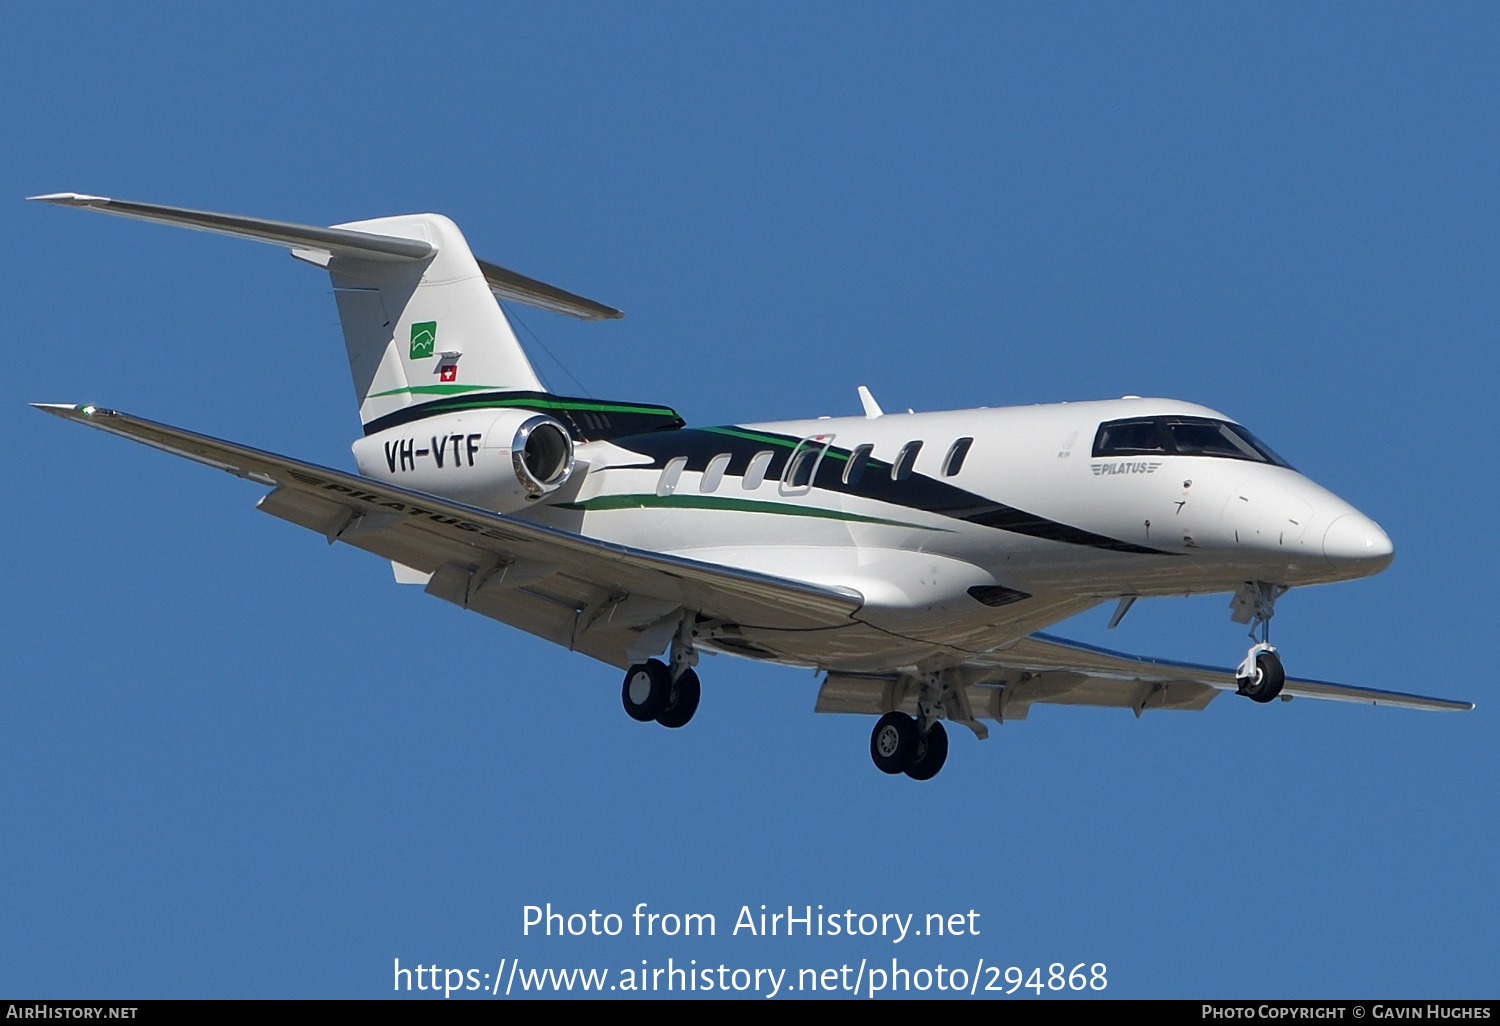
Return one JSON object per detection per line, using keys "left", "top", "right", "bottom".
{"left": 1231, "top": 582, "right": 1288, "bottom": 703}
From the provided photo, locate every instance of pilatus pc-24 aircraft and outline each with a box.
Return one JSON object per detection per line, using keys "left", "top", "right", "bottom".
{"left": 31, "top": 193, "right": 1472, "bottom": 780}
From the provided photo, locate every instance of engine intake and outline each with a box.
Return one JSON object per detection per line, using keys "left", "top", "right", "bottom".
{"left": 509, "top": 414, "right": 575, "bottom": 497}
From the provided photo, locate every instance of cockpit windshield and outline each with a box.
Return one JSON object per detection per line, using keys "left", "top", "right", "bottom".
{"left": 1093, "top": 416, "right": 1292, "bottom": 468}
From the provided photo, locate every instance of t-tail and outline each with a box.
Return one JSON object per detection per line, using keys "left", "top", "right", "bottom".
{"left": 27, "top": 193, "right": 622, "bottom": 428}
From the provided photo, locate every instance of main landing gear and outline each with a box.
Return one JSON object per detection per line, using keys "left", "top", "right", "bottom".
{"left": 868, "top": 671, "right": 982, "bottom": 780}
{"left": 870, "top": 713, "right": 948, "bottom": 780}
{"left": 621, "top": 658, "right": 701, "bottom": 727}
{"left": 1231, "top": 581, "right": 1288, "bottom": 704}
{"left": 620, "top": 613, "right": 702, "bottom": 728}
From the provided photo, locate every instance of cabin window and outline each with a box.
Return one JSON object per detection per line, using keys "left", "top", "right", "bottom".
{"left": 656, "top": 457, "right": 687, "bottom": 496}
{"left": 781, "top": 435, "right": 832, "bottom": 494}
{"left": 700, "top": 453, "right": 731, "bottom": 492}
{"left": 891, "top": 440, "right": 923, "bottom": 481}
{"left": 942, "top": 437, "right": 973, "bottom": 477}
{"left": 785, "top": 449, "right": 816, "bottom": 488}
{"left": 843, "top": 444, "right": 874, "bottom": 485}
{"left": 743, "top": 450, "right": 774, "bottom": 489}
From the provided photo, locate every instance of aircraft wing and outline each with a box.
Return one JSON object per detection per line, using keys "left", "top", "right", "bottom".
{"left": 34, "top": 403, "right": 862, "bottom": 668}
{"left": 982, "top": 633, "right": 1472, "bottom": 713}
{"left": 819, "top": 630, "right": 1472, "bottom": 723}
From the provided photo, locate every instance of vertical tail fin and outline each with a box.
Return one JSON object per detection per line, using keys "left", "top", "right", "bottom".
{"left": 311, "top": 213, "right": 546, "bottom": 426}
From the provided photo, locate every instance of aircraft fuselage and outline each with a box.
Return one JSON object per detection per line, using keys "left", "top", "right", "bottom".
{"left": 351, "top": 395, "right": 1393, "bottom": 672}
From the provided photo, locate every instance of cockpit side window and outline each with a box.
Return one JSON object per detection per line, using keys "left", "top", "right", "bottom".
{"left": 1165, "top": 419, "right": 1262, "bottom": 460}
{"left": 1093, "top": 416, "right": 1293, "bottom": 468}
{"left": 1093, "top": 418, "right": 1168, "bottom": 456}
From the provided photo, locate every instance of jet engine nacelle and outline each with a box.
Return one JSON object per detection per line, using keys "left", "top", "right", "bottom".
{"left": 351, "top": 408, "right": 576, "bottom": 512}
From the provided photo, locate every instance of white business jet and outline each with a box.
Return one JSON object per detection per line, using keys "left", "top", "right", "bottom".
{"left": 30, "top": 194, "right": 1471, "bottom": 781}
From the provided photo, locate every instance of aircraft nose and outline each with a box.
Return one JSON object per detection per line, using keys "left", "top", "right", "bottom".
{"left": 1322, "top": 512, "right": 1394, "bottom": 574}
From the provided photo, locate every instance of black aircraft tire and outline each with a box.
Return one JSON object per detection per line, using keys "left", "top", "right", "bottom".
{"left": 904, "top": 721, "right": 949, "bottom": 781}
{"left": 870, "top": 712, "right": 918, "bottom": 774}
{"left": 622, "top": 659, "right": 672, "bottom": 721}
{"left": 656, "top": 668, "right": 701, "bottom": 729}
{"left": 1240, "top": 650, "right": 1286, "bottom": 704}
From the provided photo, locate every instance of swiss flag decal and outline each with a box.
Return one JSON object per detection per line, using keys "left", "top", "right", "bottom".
{"left": 440, "top": 364, "right": 457, "bottom": 383}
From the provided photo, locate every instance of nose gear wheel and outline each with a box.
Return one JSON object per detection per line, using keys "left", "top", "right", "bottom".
{"left": 1237, "top": 647, "right": 1285, "bottom": 703}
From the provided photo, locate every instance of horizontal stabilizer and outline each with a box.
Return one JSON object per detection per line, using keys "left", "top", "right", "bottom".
{"left": 28, "top": 193, "right": 433, "bottom": 262}
{"left": 29, "top": 192, "right": 621, "bottom": 320}
{"left": 476, "top": 258, "right": 621, "bottom": 320}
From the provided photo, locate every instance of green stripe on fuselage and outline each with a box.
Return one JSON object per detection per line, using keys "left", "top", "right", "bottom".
{"left": 700, "top": 426, "right": 801, "bottom": 448}
{"left": 561, "top": 493, "right": 949, "bottom": 530}
{"left": 700, "top": 425, "right": 856, "bottom": 462}
{"left": 367, "top": 384, "right": 500, "bottom": 398}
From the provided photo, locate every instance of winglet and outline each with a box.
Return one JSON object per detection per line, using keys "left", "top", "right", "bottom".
{"left": 857, "top": 385, "right": 884, "bottom": 419}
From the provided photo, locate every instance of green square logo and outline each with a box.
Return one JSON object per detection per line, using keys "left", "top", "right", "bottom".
{"left": 409, "top": 321, "right": 437, "bottom": 360}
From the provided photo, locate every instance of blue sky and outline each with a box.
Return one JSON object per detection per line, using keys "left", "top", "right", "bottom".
{"left": 3, "top": 3, "right": 1495, "bottom": 998}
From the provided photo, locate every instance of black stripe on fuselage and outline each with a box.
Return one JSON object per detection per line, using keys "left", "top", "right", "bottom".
{"left": 362, "top": 390, "right": 685, "bottom": 441}
{"left": 607, "top": 426, "right": 1174, "bottom": 556}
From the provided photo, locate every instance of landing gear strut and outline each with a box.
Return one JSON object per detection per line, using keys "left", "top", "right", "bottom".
{"left": 1231, "top": 581, "right": 1288, "bottom": 703}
